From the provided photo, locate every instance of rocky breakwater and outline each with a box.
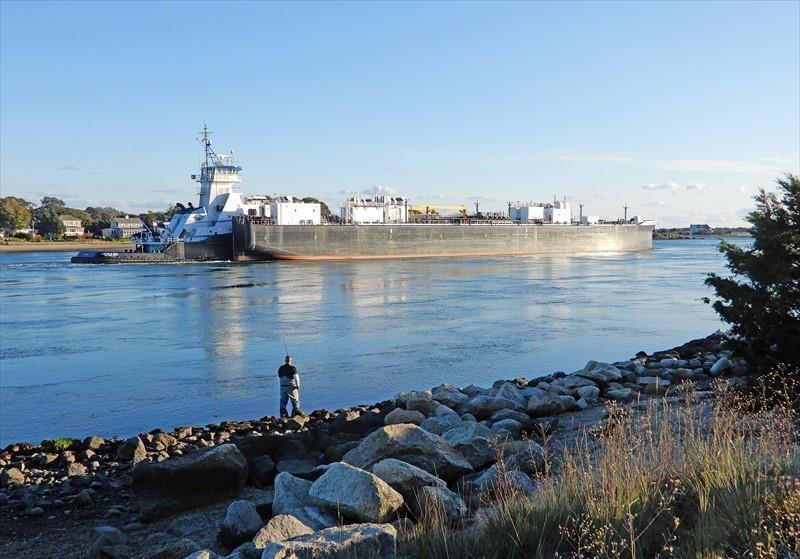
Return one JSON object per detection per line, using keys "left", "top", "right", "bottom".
{"left": 0, "top": 332, "right": 748, "bottom": 559}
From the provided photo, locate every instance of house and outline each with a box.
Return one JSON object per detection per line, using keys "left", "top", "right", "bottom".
{"left": 689, "top": 224, "right": 713, "bottom": 235}
{"left": 59, "top": 215, "right": 84, "bottom": 237}
{"left": 104, "top": 216, "right": 144, "bottom": 239}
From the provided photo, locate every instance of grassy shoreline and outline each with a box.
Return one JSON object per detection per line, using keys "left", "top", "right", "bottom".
{"left": 0, "top": 240, "right": 134, "bottom": 253}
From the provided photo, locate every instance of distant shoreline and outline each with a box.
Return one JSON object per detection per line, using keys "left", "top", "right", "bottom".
{"left": 0, "top": 240, "right": 135, "bottom": 253}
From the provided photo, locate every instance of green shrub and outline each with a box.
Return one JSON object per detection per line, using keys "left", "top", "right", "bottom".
{"left": 42, "top": 438, "right": 78, "bottom": 452}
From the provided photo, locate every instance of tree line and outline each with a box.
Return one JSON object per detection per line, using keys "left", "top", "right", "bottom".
{"left": 0, "top": 196, "right": 175, "bottom": 238}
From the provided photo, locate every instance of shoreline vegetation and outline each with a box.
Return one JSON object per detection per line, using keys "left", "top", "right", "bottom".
{"left": 653, "top": 227, "right": 752, "bottom": 240}
{"left": 0, "top": 238, "right": 135, "bottom": 253}
{"left": 1, "top": 333, "right": 797, "bottom": 558}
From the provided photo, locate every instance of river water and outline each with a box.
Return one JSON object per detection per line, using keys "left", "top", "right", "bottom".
{"left": 0, "top": 238, "right": 747, "bottom": 445}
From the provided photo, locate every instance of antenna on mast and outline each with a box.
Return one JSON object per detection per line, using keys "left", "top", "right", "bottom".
{"left": 198, "top": 122, "right": 215, "bottom": 169}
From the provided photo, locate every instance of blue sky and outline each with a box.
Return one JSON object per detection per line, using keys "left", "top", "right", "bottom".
{"left": 1, "top": 1, "right": 798, "bottom": 226}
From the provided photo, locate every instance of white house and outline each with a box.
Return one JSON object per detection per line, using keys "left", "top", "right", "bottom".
{"left": 105, "top": 216, "right": 144, "bottom": 239}
{"left": 59, "top": 215, "right": 83, "bottom": 237}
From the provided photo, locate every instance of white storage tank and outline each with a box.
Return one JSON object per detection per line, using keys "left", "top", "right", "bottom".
{"left": 580, "top": 215, "right": 599, "bottom": 225}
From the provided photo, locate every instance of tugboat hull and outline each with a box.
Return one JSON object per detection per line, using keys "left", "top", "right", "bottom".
{"left": 71, "top": 235, "right": 232, "bottom": 264}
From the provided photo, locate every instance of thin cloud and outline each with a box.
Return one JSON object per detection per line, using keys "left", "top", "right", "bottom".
{"left": 653, "top": 159, "right": 777, "bottom": 174}
{"left": 592, "top": 192, "right": 612, "bottom": 199}
{"left": 535, "top": 152, "right": 634, "bottom": 163}
{"left": 58, "top": 165, "right": 79, "bottom": 172}
{"left": 362, "top": 185, "right": 398, "bottom": 196}
{"left": 642, "top": 182, "right": 705, "bottom": 193}
{"left": 644, "top": 201, "right": 669, "bottom": 207}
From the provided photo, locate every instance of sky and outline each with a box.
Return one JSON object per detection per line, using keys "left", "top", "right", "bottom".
{"left": 1, "top": 1, "right": 798, "bottom": 227}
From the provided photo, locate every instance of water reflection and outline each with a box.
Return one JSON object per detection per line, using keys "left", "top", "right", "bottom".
{"left": 0, "top": 239, "right": 750, "bottom": 445}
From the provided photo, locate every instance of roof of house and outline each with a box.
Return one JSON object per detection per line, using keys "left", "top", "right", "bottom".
{"left": 59, "top": 214, "right": 82, "bottom": 223}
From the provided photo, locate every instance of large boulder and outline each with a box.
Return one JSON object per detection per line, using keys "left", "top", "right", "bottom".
{"left": 464, "top": 396, "right": 521, "bottom": 420}
{"left": 252, "top": 514, "right": 313, "bottom": 549}
{"left": 132, "top": 443, "right": 248, "bottom": 521}
{"left": 441, "top": 422, "right": 495, "bottom": 469}
{"left": 219, "top": 500, "right": 263, "bottom": 549}
{"left": 272, "top": 472, "right": 338, "bottom": 531}
{"left": 527, "top": 392, "right": 568, "bottom": 417}
{"left": 419, "top": 414, "right": 461, "bottom": 435}
{"left": 342, "top": 424, "right": 472, "bottom": 481}
{"left": 494, "top": 383, "right": 528, "bottom": 409}
{"left": 396, "top": 390, "right": 438, "bottom": 416}
{"left": 431, "top": 384, "right": 469, "bottom": 409}
{"left": 309, "top": 462, "right": 404, "bottom": 523}
{"left": 117, "top": 436, "right": 147, "bottom": 463}
{"left": 577, "top": 361, "right": 623, "bottom": 384}
{"left": 417, "top": 486, "right": 467, "bottom": 523}
{"left": 383, "top": 408, "right": 426, "bottom": 426}
{"left": 371, "top": 458, "right": 446, "bottom": 503}
{"left": 550, "top": 375, "right": 597, "bottom": 391}
{"left": 261, "top": 523, "right": 397, "bottom": 559}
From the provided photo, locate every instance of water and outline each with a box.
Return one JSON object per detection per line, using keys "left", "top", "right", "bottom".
{"left": 0, "top": 238, "right": 748, "bottom": 446}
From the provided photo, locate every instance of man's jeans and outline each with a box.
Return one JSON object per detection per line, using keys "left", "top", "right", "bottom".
{"left": 280, "top": 385, "right": 300, "bottom": 417}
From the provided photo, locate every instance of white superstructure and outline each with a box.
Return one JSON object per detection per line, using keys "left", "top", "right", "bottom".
{"left": 340, "top": 195, "right": 409, "bottom": 224}
{"left": 271, "top": 197, "right": 321, "bottom": 225}
{"left": 510, "top": 198, "right": 572, "bottom": 224}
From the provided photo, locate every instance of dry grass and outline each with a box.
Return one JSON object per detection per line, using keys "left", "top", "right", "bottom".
{"left": 400, "top": 382, "right": 800, "bottom": 559}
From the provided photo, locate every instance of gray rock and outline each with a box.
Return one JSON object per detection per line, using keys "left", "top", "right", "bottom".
{"left": 476, "top": 468, "right": 534, "bottom": 497}
{"left": 494, "top": 383, "right": 528, "bottom": 409}
{"left": 252, "top": 514, "right": 313, "bottom": 549}
{"left": 465, "top": 395, "right": 521, "bottom": 420}
{"left": 75, "top": 489, "right": 93, "bottom": 507}
{"left": 550, "top": 374, "right": 597, "bottom": 391}
{"left": 709, "top": 356, "right": 732, "bottom": 376}
{"left": 575, "top": 397, "right": 590, "bottom": 409}
{"left": 275, "top": 459, "right": 320, "bottom": 477}
{"left": 396, "top": 390, "right": 438, "bottom": 416}
{"left": 342, "top": 424, "right": 472, "bottom": 481}
{"left": 167, "top": 512, "right": 206, "bottom": 537}
{"left": 433, "top": 404, "right": 460, "bottom": 418}
{"left": 605, "top": 387, "right": 634, "bottom": 401}
{"left": 417, "top": 486, "right": 467, "bottom": 523}
{"left": 89, "top": 526, "right": 129, "bottom": 559}
{"left": 184, "top": 551, "right": 220, "bottom": 559}
{"left": 419, "top": 414, "right": 461, "bottom": 435}
{"left": 272, "top": 472, "right": 339, "bottom": 531}
{"left": 251, "top": 455, "right": 276, "bottom": 486}
{"left": 441, "top": 422, "right": 496, "bottom": 469}
{"left": 229, "top": 542, "right": 260, "bottom": 559}
{"left": 117, "top": 436, "right": 147, "bottom": 463}
{"left": 637, "top": 376, "right": 671, "bottom": 394}
{"left": 309, "top": 462, "right": 404, "bottom": 523}
{"left": 220, "top": 500, "right": 263, "bottom": 549}
{"left": 261, "top": 523, "right": 397, "bottom": 559}
{"left": 576, "top": 385, "right": 601, "bottom": 400}
{"left": 383, "top": 408, "right": 426, "bottom": 426}
{"left": 371, "top": 458, "right": 446, "bottom": 504}
{"left": 491, "top": 419, "right": 523, "bottom": 439}
{"left": 577, "top": 361, "right": 623, "bottom": 383}
{"left": 142, "top": 538, "right": 201, "bottom": 559}
{"left": 1, "top": 467, "right": 24, "bottom": 487}
{"left": 527, "top": 392, "right": 568, "bottom": 417}
{"left": 272, "top": 472, "right": 313, "bottom": 515}
{"left": 490, "top": 408, "right": 529, "bottom": 424}
{"left": 430, "top": 384, "right": 469, "bottom": 408}
{"left": 132, "top": 443, "right": 248, "bottom": 521}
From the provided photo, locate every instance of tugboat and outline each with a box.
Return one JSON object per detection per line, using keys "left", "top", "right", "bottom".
{"left": 72, "top": 125, "right": 250, "bottom": 263}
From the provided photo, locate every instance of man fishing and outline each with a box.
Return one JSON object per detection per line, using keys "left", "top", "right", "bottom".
{"left": 277, "top": 355, "right": 303, "bottom": 418}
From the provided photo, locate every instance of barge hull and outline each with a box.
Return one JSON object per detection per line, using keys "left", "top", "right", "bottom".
{"left": 233, "top": 223, "right": 654, "bottom": 261}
